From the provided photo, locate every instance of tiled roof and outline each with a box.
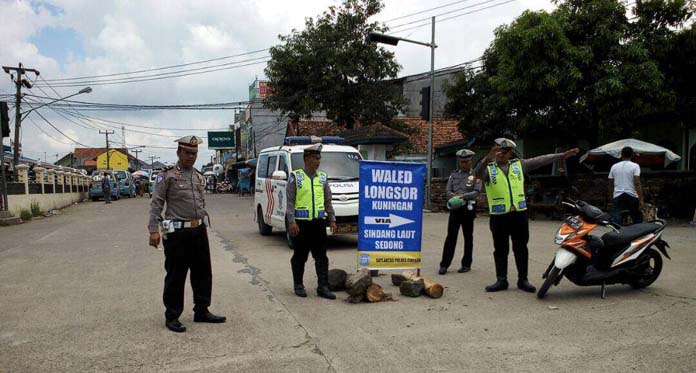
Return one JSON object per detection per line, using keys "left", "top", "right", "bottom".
{"left": 343, "top": 124, "right": 408, "bottom": 145}
{"left": 73, "top": 148, "right": 130, "bottom": 160}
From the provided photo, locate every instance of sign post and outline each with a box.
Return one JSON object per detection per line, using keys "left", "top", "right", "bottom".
{"left": 357, "top": 161, "right": 425, "bottom": 271}
{"left": 207, "top": 131, "right": 235, "bottom": 150}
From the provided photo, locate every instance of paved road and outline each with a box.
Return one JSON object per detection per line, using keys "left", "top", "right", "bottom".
{"left": 1, "top": 195, "right": 695, "bottom": 372}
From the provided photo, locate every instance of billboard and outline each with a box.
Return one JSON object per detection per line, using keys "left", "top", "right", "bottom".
{"left": 258, "top": 81, "right": 270, "bottom": 98}
{"left": 357, "top": 161, "right": 425, "bottom": 270}
{"left": 207, "top": 131, "right": 235, "bottom": 150}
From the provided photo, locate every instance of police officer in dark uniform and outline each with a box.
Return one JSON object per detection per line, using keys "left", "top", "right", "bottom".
{"left": 148, "top": 135, "right": 226, "bottom": 332}
{"left": 438, "top": 149, "right": 481, "bottom": 275}
{"left": 286, "top": 143, "right": 338, "bottom": 299}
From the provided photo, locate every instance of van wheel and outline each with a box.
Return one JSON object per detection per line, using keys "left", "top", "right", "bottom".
{"left": 285, "top": 218, "right": 295, "bottom": 249}
{"left": 257, "top": 206, "right": 272, "bottom": 236}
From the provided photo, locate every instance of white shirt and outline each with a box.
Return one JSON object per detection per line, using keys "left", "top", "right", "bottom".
{"left": 608, "top": 160, "right": 641, "bottom": 198}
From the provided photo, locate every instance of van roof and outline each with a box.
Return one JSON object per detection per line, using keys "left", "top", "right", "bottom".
{"left": 259, "top": 143, "right": 358, "bottom": 155}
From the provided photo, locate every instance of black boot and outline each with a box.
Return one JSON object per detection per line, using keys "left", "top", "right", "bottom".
{"left": 485, "top": 278, "right": 509, "bottom": 292}
{"left": 457, "top": 266, "right": 470, "bottom": 273}
{"left": 193, "top": 310, "right": 227, "bottom": 323}
{"left": 165, "top": 319, "right": 186, "bottom": 332}
{"left": 438, "top": 267, "right": 447, "bottom": 275}
{"left": 294, "top": 284, "right": 307, "bottom": 297}
{"left": 517, "top": 279, "right": 536, "bottom": 293}
{"left": 317, "top": 286, "right": 336, "bottom": 300}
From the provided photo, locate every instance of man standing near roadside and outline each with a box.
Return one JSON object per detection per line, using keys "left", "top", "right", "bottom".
{"left": 609, "top": 146, "right": 643, "bottom": 224}
{"left": 475, "top": 138, "right": 579, "bottom": 293}
{"left": 148, "top": 135, "right": 226, "bottom": 333}
{"left": 286, "top": 143, "right": 338, "bottom": 300}
{"left": 438, "top": 149, "right": 481, "bottom": 275}
{"left": 101, "top": 172, "right": 112, "bottom": 204}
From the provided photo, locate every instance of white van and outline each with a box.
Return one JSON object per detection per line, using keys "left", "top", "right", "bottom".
{"left": 255, "top": 136, "right": 361, "bottom": 247}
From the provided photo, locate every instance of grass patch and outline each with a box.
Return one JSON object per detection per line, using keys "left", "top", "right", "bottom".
{"left": 20, "top": 209, "right": 33, "bottom": 221}
{"left": 30, "top": 202, "right": 43, "bottom": 217}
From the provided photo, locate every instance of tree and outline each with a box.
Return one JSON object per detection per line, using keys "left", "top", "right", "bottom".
{"left": 444, "top": 0, "right": 687, "bottom": 144}
{"left": 264, "top": 0, "right": 405, "bottom": 129}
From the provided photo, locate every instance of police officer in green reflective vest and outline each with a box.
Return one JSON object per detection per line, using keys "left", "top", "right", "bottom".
{"left": 474, "top": 138, "right": 579, "bottom": 293}
{"left": 286, "top": 143, "right": 338, "bottom": 299}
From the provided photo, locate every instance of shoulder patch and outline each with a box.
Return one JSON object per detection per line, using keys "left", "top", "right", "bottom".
{"left": 156, "top": 175, "right": 164, "bottom": 184}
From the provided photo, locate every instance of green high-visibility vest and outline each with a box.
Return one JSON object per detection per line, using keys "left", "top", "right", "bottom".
{"left": 293, "top": 169, "right": 327, "bottom": 220}
{"left": 485, "top": 159, "right": 527, "bottom": 215}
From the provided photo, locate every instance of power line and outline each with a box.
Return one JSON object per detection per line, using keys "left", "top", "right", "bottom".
{"left": 389, "top": 0, "right": 509, "bottom": 30}
{"left": 25, "top": 103, "right": 94, "bottom": 147}
{"left": 382, "top": 0, "right": 478, "bottom": 23}
{"left": 42, "top": 48, "right": 270, "bottom": 82}
{"left": 35, "top": 55, "right": 270, "bottom": 87}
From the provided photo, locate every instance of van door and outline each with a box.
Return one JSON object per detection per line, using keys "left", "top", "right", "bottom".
{"left": 260, "top": 153, "right": 279, "bottom": 228}
{"left": 271, "top": 153, "right": 290, "bottom": 227}
{"left": 255, "top": 153, "right": 271, "bottom": 225}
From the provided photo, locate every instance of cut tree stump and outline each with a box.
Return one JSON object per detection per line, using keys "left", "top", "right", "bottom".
{"left": 400, "top": 279, "right": 425, "bottom": 297}
{"left": 366, "top": 284, "right": 385, "bottom": 302}
{"left": 415, "top": 276, "right": 444, "bottom": 299}
{"left": 328, "top": 269, "right": 347, "bottom": 291}
{"left": 346, "top": 270, "right": 372, "bottom": 297}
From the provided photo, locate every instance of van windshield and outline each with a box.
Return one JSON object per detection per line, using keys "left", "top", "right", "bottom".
{"left": 291, "top": 152, "right": 361, "bottom": 180}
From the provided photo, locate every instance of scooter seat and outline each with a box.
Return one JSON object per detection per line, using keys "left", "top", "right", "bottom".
{"left": 601, "top": 223, "right": 661, "bottom": 248}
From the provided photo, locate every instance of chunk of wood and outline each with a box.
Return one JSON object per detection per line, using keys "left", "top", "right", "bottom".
{"left": 414, "top": 276, "right": 444, "bottom": 299}
{"left": 366, "top": 284, "right": 385, "bottom": 302}
{"left": 347, "top": 294, "right": 365, "bottom": 304}
{"left": 328, "top": 269, "right": 347, "bottom": 291}
{"left": 400, "top": 279, "right": 424, "bottom": 297}
{"left": 391, "top": 274, "right": 408, "bottom": 286}
{"left": 345, "top": 270, "right": 372, "bottom": 297}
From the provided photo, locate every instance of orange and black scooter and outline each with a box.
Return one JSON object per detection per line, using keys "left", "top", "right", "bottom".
{"left": 537, "top": 199, "right": 670, "bottom": 299}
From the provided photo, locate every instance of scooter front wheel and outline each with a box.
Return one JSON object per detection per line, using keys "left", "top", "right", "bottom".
{"left": 537, "top": 266, "right": 561, "bottom": 299}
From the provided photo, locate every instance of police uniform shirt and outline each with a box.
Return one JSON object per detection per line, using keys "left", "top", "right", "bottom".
{"left": 473, "top": 153, "right": 564, "bottom": 183}
{"left": 285, "top": 169, "right": 336, "bottom": 224}
{"left": 446, "top": 169, "right": 481, "bottom": 200}
{"left": 148, "top": 164, "right": 208, "bottom": 233}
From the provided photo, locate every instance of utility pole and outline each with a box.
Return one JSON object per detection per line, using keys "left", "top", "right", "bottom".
{"left": 133, "top": 149, "right": 142, "bottom": 170}
{"left": 148, "top": 155, "right": 160, "bottom": 169}
{"left": 121, "top": 126, "right": 126, "bottom": 146}
{"left": 2, "top": 63, "right": 40, "bottom": 166}
{"left": 99, "top": 130, "right": 115, "bottom": 170}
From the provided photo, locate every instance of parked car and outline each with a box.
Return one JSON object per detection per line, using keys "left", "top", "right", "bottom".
{"left": 89, "top": 170, "right": 120, "bottom": 201}
{"left": 113, "top": 170, "right": 136, "bottom": 198}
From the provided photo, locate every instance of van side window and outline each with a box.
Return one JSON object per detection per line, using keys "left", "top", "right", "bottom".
{"left": 257, "top": 155, "right": 270, "bottom": 178}
{"left": 278, "top": 155, "right": 288, "bottom": 175}
{"left": 267, "top": 156, "right": 278, "bottom": 177}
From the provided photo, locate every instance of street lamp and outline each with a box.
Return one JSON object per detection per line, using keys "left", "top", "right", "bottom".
{"left": 21, "top": 86, "right": 92, "bottom": 120}
{"left": 367, "top": 17, "right": 437, "bottom": 210}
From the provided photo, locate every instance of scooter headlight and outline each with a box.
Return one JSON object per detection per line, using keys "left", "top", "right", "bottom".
{"left": 554, "top": 229, "right": 577, "bottom": 245}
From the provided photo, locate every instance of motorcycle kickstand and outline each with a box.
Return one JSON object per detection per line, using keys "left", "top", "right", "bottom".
{"left": 601, "top": 282, "right": 607, "bottom": 299}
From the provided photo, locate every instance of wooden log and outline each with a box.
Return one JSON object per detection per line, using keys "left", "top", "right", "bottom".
{"left": 366, "top": 284, "right": 385, "bottom": 302}
{"left": 391, "top": 274, "right": 408, "bottom": 286}
{"left": 345, "top": 270, "right": 372, "bottom": 297}
{"left": 399, "top": 279, "right": 424, "bottom": 297}
{"left": 414, "top": 276, "right": 444, "bottom": 299}
{"left": 347, "top": 294, "right": 365, "bottom": 303}
{"left": 328, "top": 269, "right": 347, "bottom": 291}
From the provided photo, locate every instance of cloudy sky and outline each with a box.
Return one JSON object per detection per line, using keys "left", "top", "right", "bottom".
{"left": 0, "top": 0, "right": 556, "bottom": 166}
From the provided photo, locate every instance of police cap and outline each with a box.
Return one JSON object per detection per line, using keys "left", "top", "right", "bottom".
{"left": 494, "top": 137, "right": 517, "bottom": 149}
{"left": 303, "top": 143, "right": 323, "bottom": 157}
{"left": 175, "top": 135, "right": 203, "bottom": 150}
{"left": 456, "top": 148, "right": 475, "bottom": 160}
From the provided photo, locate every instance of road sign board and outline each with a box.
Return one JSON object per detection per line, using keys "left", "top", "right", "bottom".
{"left": 207, "top": 131, "right": 235, "bottom": 150}
{"left": 357, "top": 160, "right": 425, "bottom": 270}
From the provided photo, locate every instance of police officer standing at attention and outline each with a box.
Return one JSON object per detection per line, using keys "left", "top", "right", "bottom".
{"left": 286, "top": 143, "right": 338, "bottom": 299}
{"left": 438, "top": 149, "right": 481, "bottom": 275}
{"left": 474, "top": 138, "right": 579, "bottom": 293}
{"left": 148, "top": 135, "right": 226, "bottom": 333}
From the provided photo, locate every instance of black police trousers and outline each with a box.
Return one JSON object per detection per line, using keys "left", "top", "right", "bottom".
{"left": 439, "top": 208, "right": 476, "bottom": 269}
{"left": 291, "top": 219, "right": 329, "bottom": 287}
{"left": 489, "top": 211, "right": 529, "bottom": 281}
{"left": 162, "top": 225, "right": 212, "bottom": 321}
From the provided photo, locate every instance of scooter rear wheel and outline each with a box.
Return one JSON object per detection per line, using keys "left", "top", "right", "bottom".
{"left": 629, "top": 249, "right": 663, "bottom": 289}
{"left": 537, "top": 266, "right": 561, "bottom": 299}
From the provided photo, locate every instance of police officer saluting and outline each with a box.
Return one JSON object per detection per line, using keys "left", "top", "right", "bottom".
{"left": 438, "top": 149, "right": 481, "bottom": 275}
{"left": 474, "top": 138, "right": 579, "bottom": 293}
{"left": 148, "top": 135, "right": 226, "bottom": 332}
{"left": 286, "top": 143, "right": 338, "bottom": 299}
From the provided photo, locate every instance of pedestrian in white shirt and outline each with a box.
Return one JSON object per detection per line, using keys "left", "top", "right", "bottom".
{"left": 608, "top": 146, "right": 643, "bottom": 224}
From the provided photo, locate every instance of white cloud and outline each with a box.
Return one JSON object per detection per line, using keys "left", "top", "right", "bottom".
{"left": 2, "top": 0, "right": 555, "bottom": 165}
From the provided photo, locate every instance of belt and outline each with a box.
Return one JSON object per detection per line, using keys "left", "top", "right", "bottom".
{"left": 174, "top": 219, "right": 204, "bottom": 229}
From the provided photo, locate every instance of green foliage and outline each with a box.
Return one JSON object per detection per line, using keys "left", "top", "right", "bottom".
{"left": 30, "top": 202, "right": 43, "bottom": 217}
{"left": 444, "top": 0, "right": 695, "bottom": 143}
{"left": 20, "top": 209, "right": 32, "bottom": 221}
{"left": 265, "top": 0, "right": 405, "bottom": 128}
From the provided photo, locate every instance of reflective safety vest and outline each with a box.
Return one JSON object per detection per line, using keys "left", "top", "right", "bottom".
{"left": 485, "top": 159, "right": 527, "bottom": 214}
{"left": 293, "top": 169, "right": 327, "bottom": 220}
